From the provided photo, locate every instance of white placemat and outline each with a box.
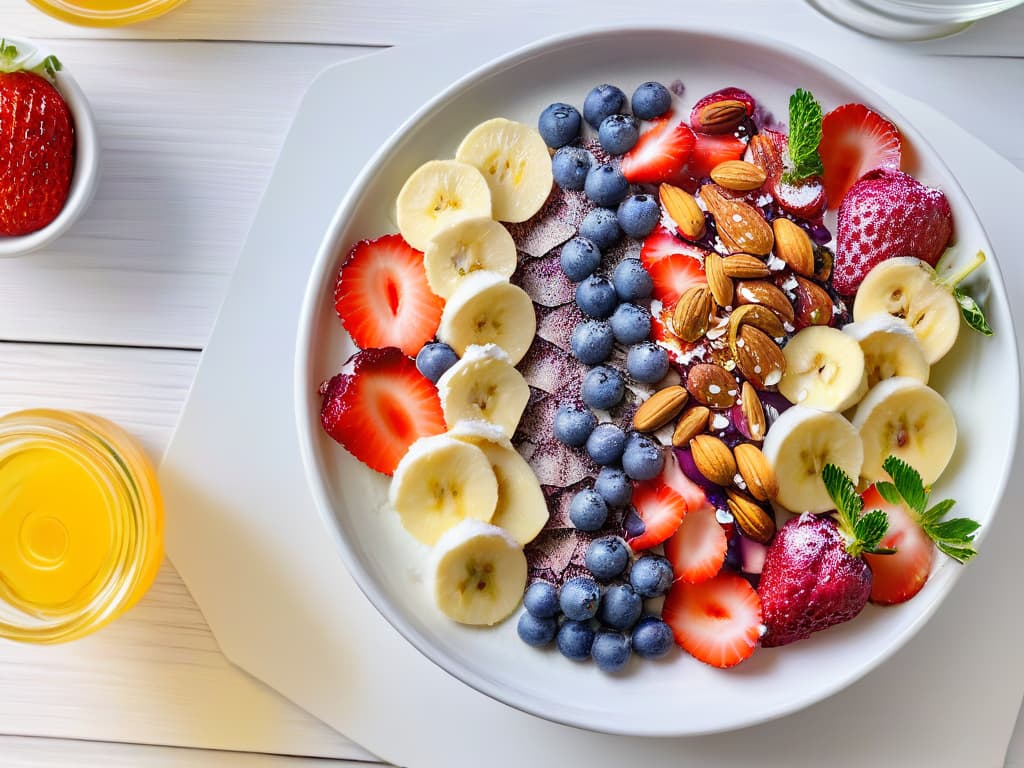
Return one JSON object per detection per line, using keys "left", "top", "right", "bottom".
{"left": 160, "top": 15, "right": 1024, "bottom": 767}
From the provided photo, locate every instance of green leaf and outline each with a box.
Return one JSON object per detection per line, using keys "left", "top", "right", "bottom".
{"left": 855, "top": 509, "right": 890, "bottom": 553}
{"left": 953, "top": 287, "right": 994, "bottom": 336}
{"left": 874, "top": 481, "right": 902, "bottom": 506}
{"left": 0, "top": 39, "right": 18, "bottom": 61}
{"left": 935, "top": 542, "right": 978, "bottom": 564}
{"left": 822, "top": 463, "right": 861, "bottom": 521}
{"left": 782, "top": 88, "right": 824, "bottom": 183}
{"left": 39, "top": 55, "right": 62, "bottom": 79}
{"left": 882, "top": 456, "right": 929, "bottom": 514}
{"left": 920, "top": 497, "right": 956, "bottom": 526}
{"left": 925, "top": 517, "right": 981, "bottom": 542}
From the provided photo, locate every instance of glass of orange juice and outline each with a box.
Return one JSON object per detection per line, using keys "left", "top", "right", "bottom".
{"left": 0, "top": 410, "right": 163, "bottom": 643}
{"left": 27, "top": 0, "right": 188, "bottom": 26}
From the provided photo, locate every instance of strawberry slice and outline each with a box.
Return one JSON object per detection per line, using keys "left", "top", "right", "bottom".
{"left": 664, "top": 506, "right": 728, "bottom": 584}
{"left": 640, "top": 226, "right": 709, "bottom": 268}
{"left": 819, "top": 103, "right": 902, "bottom": 210}
{"left": 861, "top": 485, "right": 934, "bottom": 605}
{"left": 662, "top": 571, "right": 762, "bottom": 668}
{"left": 335, "top": 233, "right": 445, "bottom": 357}
{"left": 621, "top": 117, "right": 696, "bottom": 185}
{"left": 627, "top": 479, "right": 687, "bottom": 551}
{"left": 685, "top": 132, "right": 746, "bottom": 181}
{"left": 320, "top": 347, "right": 446, "bottom": 475}
{"left": 646, "top": 253, "right": 707, "bottom": 310}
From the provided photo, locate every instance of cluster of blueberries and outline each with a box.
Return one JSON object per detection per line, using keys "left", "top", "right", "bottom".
{"left": 517, "top": 540, "right": 675, "bottom": 672}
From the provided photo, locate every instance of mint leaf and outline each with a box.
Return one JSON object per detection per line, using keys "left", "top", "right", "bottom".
{"left": 822, "top": 463, "right": 861, "bottom": 521}
{"left": 855, "top": 509, "right": 890, "bottom": 554}
{"left": 822, "top": 463, "right": 888, "bottom": 557}
{"left": 882, "top": 456, "right": 928, "bottom": 514}
{"left": 953, "top": 287, "right": 993, "bottom": 336}
{"left": 782, "top": 88, "right": 824, "bottom": 183}
{"left": 875, "top": 481, "right": 902, "bottom": 506}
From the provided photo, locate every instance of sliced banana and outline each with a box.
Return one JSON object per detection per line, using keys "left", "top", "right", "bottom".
{"left": 455, "top": 118, "right": 553, "bottom": 223}
{"left": 843, "top": 315, "right": 930, "bottom": 389}
{"left": 437, "top": 344, "right": 530, "bottom": 438}
{"left": 389, "top": 434, "right": 498, "bottom": 546}
{"left": 431, "top": 519, "right": 528, "bottom": 625}
{"left": 450, "top": 421, "right": 549, "bottom": 546}
{"left": 396, "top": 159, "right": 493, "bottom": 250}
{"left": 852, "top": 377, "right": 957, "bottom": 486}
{"left": 852, "top": 257, "right": 960, "bottom": 365}
{"left": 437, "top": 270, "right": 536, "bottom": 365}
{"left": 777, "top": 326, "right": 868, "bottom": 412}
{"left": 762, "top": 406, "right": 864, "bottom": 513}
{"left": 424, "top": 216, "right": 518, "bottom": 299}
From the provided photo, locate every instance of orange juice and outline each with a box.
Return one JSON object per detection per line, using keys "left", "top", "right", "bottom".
{"left": 0, "top": 410, "right": 163, "bottom": 643}
{"left": 27, "top": 0, "right": 188, "bottom": 26}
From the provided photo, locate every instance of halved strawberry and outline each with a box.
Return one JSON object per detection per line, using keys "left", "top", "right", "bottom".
{"left": 646, "top": 253, "right": 707, "bottom": 309}
{"left": 685, "top": 132, "right": 746, "bottom": 181}
{"left": 746, "top": 131, "right": 825, "bottom": 218}
{"left": 640, "top": 226, "right": 709, "bottom": 268}
{"left": 861, "top": 485, "right": 934, "bottom": 605}
{"left": 319, "top": 347, "right": 446, "bottom": 475}
{"left": 664, "top": 506, "right": 728, "bottom": 584}
{"left": 335, "top": 233, "right": 445, "bottom": 356}
{"left": 626, "top": 479, "right": 687, "bottom": 551}
{"left": 621, "top": 117, "right": 696, "bottom": 185}
{"left": 662, "top": 571, "right": 762, "bottom": 668}
{"left": 820, "top": 103, "right": 902, "bottom": 210}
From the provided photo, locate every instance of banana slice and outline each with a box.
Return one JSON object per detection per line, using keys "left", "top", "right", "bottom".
{"left": 431, "top": 519, "right": 528, "bottom": 625}
{"left": 389, "top": 434, "right": 498, "bottom": 546}
{"left": 437, "top": 270, "right": 536, "bottom": 365}
{"left": 843, "top": 315, "right": 930, "bottom": 389}
{"left": 852, "top": 257, "right": 960, "bottom": 365}
{"left": 424, "top": 216, "right": 517, "bottom": 299}
{"left": 777, "top": 326, "right": 868, "bottom": 411}
{"left": 852, "top": 377, "right": 957, "bottom": 486}
{"left": 396, "top": 159, "right": 493, "bottom": 250}
{"left": 450, "top": 421, "right": 548, "bottom": 545}
{"left": 437, "top": 344, "right": 530, "bottom": 438}
{"left": 455, "top": 118, "right": 553, "bottom": 223}
{"left": 762, "top": 406, "right": 864, "bottom": 513}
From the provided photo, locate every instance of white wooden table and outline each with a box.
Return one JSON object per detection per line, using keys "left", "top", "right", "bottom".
{"left": 2, "top": 1, "right": 1023, "bottom": 764}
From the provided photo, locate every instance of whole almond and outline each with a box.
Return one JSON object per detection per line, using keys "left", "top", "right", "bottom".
{"left": 740, "top": 381, "right": 767, "bottom": 442}
{"left": 672, "top": 285, "right": 715, "bottom": 342}
{"left": 700, "top": 184, "right": 774, "bottom": 256}
{"left": 693, "top": 99, "right": 748, "bottom": 134}
{"left": 735, "top": 325, "right": 787, "bottom": 390}
{"left": 659, "top": 183, "right": 706, "bottom": 240}
{"left": 734, "top": 443, "right": 778, "bottom": 501}
{"left": 710, "top": 160, "right": 768, "bottom": 192}
{"left": 792, "top": 275, "right": 834, "bottom": 327}
{"left": 772, "top": 218, "right": 815, "bottom": 277}
{"left": 728, "top": 304, "right": 785, "bottom": 357}
{"left": 704, "top": 253, "right": 733, "bottom": 308}
{"left": 672, "top": 406, "right": 710, "bottom": 447}
{"left": 726, "top": 489, "right": 776, "bottom": 544}
{"left": 689, "top": 435, "right": 737, "bottom": 486}
{"left": 734, "top": 280, "right": 796, "bottom": 326}
{"left": 722, "top": 254, "right": 771, "bottom": 279}
{"left": 685, "top": 363, "right": 738, "bottom": 409}
{"left": 633, "top": 386, "right": 689, "bottom": 432}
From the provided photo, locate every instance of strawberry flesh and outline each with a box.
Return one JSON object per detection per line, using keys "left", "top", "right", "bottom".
{"left": 820, "top": 103, "right": 902, "bottom": 210}
{"left": 664, "top": 505, "right": 727, "bottom": 584}
{"left": 746, "top": 131, "right": 825, "bottom": 218}
{"left": 626, "top": 478, "right": 687, "bottom": 551}
{"left": 684, "top": 132, "right": 746, "bottom": 182}
{"left": 621, "top": 117, "right": 696, "bottom": 185}
{"left": 861, "top": 485, "right": 934, "bottom": 605}
{"left": 645, "top": 252, "right": 707, "bottom": 310}
{"left": 640, "top": 225, "right": 709, "bottom": 267}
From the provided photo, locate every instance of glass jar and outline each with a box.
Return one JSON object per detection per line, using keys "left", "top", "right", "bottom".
{"left": 26, "top": 0, "right": 188, "bottom": 27}
{"left": 0, "top": 410, "right": 163, "bottom": 643}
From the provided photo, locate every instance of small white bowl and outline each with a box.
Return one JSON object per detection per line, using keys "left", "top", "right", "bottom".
{"left": 0, "top": 35, "right": 99, "bottom": 257}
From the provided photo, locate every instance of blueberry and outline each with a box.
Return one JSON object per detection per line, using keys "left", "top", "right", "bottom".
{"left": 415, "top": 342, "right": 458, "bottom": 383}
{"left": 629, "top": 555, "right": 674, "bottom": 598}
{"left": 559, "top": 576, "right": 601, "bottom": 621}
{"left": 523, "top": 581, "right": 560, "bottom": 619}
{"left": 598, "top": 114, "right": 640, "bottom": 156}
{"left": 552, "top": 403, "right": 597, "bottom": 447}
{"left": 570, "top": 320, "right": 614, "bottom": 365}
{"left": 631, "top": 615, "right": 674, "bottom": 659}
{"left": 585, "top": 423, "right": 626, "bottom": 466}
{"left": 585, "top": 536, "right": 630, "bottom": 582}
{"left": 617, "top": 195, "right": 661, "bottom": 240}
{"left": 584, "top": 164, "right": 629, "bottom": 208}
{"left": 631, "top": 81, "right": 672, "bottom": 120}
{"left": 569, "top": 488, "right": 608, "bottom": 532}
{"left": 583, "top": 84, "right": 627, "bottom": 129}
{"left": 598, "top": 584, "right": 643, "bottom": 631}
{"left": 517, "top": 611, "right": 558, "bottom": 647}
{"left": 552, "top": 146, "right": 593, "bottom": 191}
{"left": 559, "top": 236, "right": 601, "bottom": 282}
{"left": 538, "top": 102, "right": 582, "bottom": 148}
{"left": 557, "top": 619, "right": 596, "bottom": 661}
{"left": 592, "top": 629, "right": 632, "bottom": 673}
{"left": 579, "top": 208, "right": 623, "bottom": 251}
{"left": 581, "top": 366, "right": 625, "bottom": 411}
{"left": 575, "top": 276, "right": 618, "bottom": 319}
{"left": 609, "top": 303, "right": 652, "bottom": 345}
{"left": 621, "top": 432, "right": 665, "bottom": 481}
{"left": 626, "top": 341, "right": 669, "bottom": 384}
{"left": 595, "top": 466, "right": 632, "bottom": 507}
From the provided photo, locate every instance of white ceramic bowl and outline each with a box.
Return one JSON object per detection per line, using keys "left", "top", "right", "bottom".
{"left": 295, "top": 26, "right": 1019, "bottom": 736}
{"left": 0, "top": 36, "right": 99, "bottom": 257}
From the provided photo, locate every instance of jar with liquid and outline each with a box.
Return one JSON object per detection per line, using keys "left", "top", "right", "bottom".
{"left": 27, "top": 0, "right": 188, "bottom": 26}
{"left": 0, "top": 410, "right": 163, "bottom": 643}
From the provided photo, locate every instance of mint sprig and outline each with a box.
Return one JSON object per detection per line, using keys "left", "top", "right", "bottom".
{"left": 936, "top": 249, "right": 993, "bottom": 337}
{"left": 782, "top": 88, "right": 824, "bottom": 184}
{"left": 822, "top": 463, "right": 891, "bottom": 557}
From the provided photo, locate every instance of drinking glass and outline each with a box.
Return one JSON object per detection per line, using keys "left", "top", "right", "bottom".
{"left": 807, "top": 0, "right": 1024, "bottom": 39}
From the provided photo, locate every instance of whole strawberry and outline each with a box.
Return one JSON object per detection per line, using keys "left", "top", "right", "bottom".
{"left": 834, "top": 169, "right": 952, "bottom": 296}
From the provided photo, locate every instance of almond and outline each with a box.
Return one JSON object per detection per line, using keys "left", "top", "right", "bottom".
{"left": 726, "top": 489, "right": 776, "bottom": 544}
{"left": 704, "top": 252, "right": 734, "bottom": 308}
{"left": 792, "top": 275, "right": 834, "bottom": 328}
{"left": 685, "top": 363, "right": 738, "bottom": 409}
{"left": 633, "top": 386, "right": 689, "bottom": 432}
{"left": 734, "top": 280, "right": 796, "bottom": 326}
{"left": 659, "top": 183, "right": 706, "bottom": 240}
{"left": 700, "top": 184, "right": 774, "bottom": 256}
{"left": 772, "top": 218, "right": 815, "bottom": 277}
{"left": 734, "top": 443, "right": 778, "bottom": 501}
{"left": 692, "top": 99, "right": 748, "bottom": 133}
{"left": 672, "top": 406, "right": 710, "bottom": 447}
{"left": 689, "top": 435, "right": 737, "bottom": 486}
{"left": 735, "top": 325, "right": 786, "bottom": 390}
{"left": 740, "top": 381, "right": 767, "bottom": 442}
{"left": 672, "top": 285, "right": 715, "bottom": 342}
{"left": 710, "top": 160, "right": 767, "bottom": 192}
{"left": 728, "top": 304, "right": 785, "bottom": 357}
{"left": 722, "top": 254, "right": 771, "bottom": 279}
